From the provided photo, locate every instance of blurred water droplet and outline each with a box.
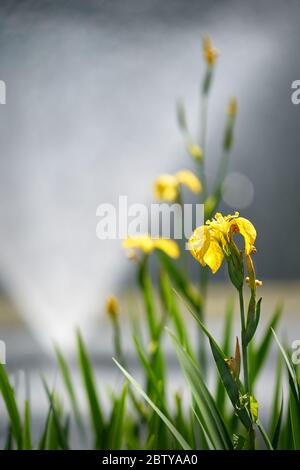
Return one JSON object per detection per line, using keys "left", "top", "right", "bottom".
{"left": 222, "top": 172, "right": 254, "bottom": 209}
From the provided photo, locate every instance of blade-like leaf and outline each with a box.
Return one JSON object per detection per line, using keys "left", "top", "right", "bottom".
{"left": 272, "top": 329, "right": 299, "bottom": 401}
{"left": 289, "top": 390, "right": 300, "bottom": 449}
{"left": 159, "top": 268, "right": 194, "bottom": 357}
{"left": 168, "top": 329, "right": 233, "bottom": 450}
{"left": 173, "top": 289, "right": 252, "bottom": 429}
{"left": 23, "top": 400, "right": 32, "bottom": 450}
{"left": 54, "top": 345, "right": 83, "bottom": 431}
{"left": 250, "top": 304, "right": 282, "bottom": 383}
{"left": 43, "top": 380, "right": 69, "bottom": 450}
{"left": 158, "top": 252, "right": 202, "bottom": 312}
{"left": 216, "top": 298, "right": 234, "bottom": 412}
{"left": 77, "top": 331, "right": 104, "bottom": 447}
{"left": 0, "top": 365, "right": 23, "bottom": 449}
{"left": 271, "top": 396, "right": 283, "bottom": 450}
{"left": 257, "top": 420, "right": 273, "bottom": 450}
{"left": 107, "top": 383, "right": 128, "bottom": 450}
{"left": 113, "top": 358, "right": 191, "bottom": 450}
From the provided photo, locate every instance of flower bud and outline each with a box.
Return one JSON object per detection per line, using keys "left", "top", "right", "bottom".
{"left": 187, "top": 143, "right": 203, "bottom": 162}
{"left": 106, "top": 295, "right": 119, "bottom": 320}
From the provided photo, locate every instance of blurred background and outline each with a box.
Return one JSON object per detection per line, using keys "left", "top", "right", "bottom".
{"left": 0, "top": 0, "right": 299, "bottom": 444}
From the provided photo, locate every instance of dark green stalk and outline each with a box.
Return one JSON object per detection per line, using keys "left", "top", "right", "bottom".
{"left": 238, "top": 287, "right": 255, "bottom": 450}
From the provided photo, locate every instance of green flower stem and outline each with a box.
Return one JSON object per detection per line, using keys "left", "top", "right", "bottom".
{"left": 238, "top": 288, "right": 249, "bottom": 394}
{"left": 198, "top": 267, "right": 209, "bottom": 375}
{"left": 238, "top": 287, "right": 255, "bottom": 449}
{"left": 177, "top": 191, "right": 189, "bottom": 275}
{"left": 112, "top": 317, "right": 123, "bottom": 365}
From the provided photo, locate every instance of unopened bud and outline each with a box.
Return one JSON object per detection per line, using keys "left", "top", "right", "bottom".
{"left": 227, "top": 97, "right": 238, "bottom": 117}
{"left": 106, "top": 295, "right": 119, "bottom": 319}
{"left": 187, "top": 143, "right": 203, "bottom": 162}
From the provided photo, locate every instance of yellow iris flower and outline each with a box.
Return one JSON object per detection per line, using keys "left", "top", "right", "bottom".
{"left": 203, "top": 35, "right": 218, "bottom": 66}
{"left": 188, "top": 212, "right": 256, "bottom": 273}
{"left": 123, "top": 234, "right": 180, "bottom": 259}
{"left": 154, "top": 170, "right": 202, "bottom": 202}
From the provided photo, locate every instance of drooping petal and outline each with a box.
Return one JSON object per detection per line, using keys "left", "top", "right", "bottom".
{"left": 176, "top": 170, "right": 202, "bottom": 194}
{"left": 203, "top": 237, "right": 224, "bottom": 273}
{"left": 233, "top": 217, "right": 257, "bottom": 254}
{"left": 153, "top": 174, "right": 178, "bottom": 201}
{"left": 188, "top": 226, "right": 210, "bottom": 266}
{"left": 123, "top": 235, "right": 154, "bottom": 254}
{"left": 153, "top": 239, "right": 180, "bottom": 259}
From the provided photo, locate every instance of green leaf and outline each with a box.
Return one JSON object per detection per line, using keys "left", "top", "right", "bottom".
{"left": 269, "top": 352, "right": 283, "bottom": 436}
{"left": 23, "top": 400, "right": 32, "bottom": 449}
{"left": 216, "top": 298, "right": 234, "bottom": 412}
{"left": 176, "top": 100, "right": 188, "bottom": 132}
{"left": 159, "top": 268, "right": 193, "bottom": 356}
{"left": 168, "top": 329, "right": 233, "bottom": 450}
{"left": 113, "top": 358, "right": 191, "bottom": 450}
{"left": 55, "top": 345, "right": 84, "bottom": 432}
{"left": 43, "top": 380, "right": 69, "bottom": 450}
{"left": 272, "top": 329, "right": 299, "bottom": 402}
{"left": 158, "top": 252, "right": 202, "bottom": 313}
{"left": 250, "top": 304, "right": 281, "bottom": 383}
{"left": 38, "top": 405, "right": 52, "bottom": 450}
{"left": 173, "top": 290, "right": 252, "bottom": 429}
{"left": 245, "top": 297, "right": 261, "bottom": 346}
{"left": 191, "top": 406, "right": 214, "bottom": 450}
{"left": 290, "top": 390, "right": 300, "bottom": 449}
{"left": 257, "top": 420, "right": 273, "bottom": 450}
{"left": 77, "top": 330, "right": 104, "bottom": 448}
{"left": 133, "top": 335, "right": 163, "bottom": 400}
{"left": 0, "top": 365, "right": 23, "bottom": 449}
{"left": 271, "top": 396, "right": 283, "bottom": 450}
{"left": 107, "top": 383, "right": 128, "bottom": 450}
{"left": 138, "top": 257, "right": 158, "bottom": 339}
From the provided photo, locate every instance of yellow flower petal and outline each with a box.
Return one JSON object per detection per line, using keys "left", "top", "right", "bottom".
{"left": 153, "top": 174, "right": 178, "bottom": 201}
{"left": 153, "top": 239, "right": 180, "bottom": 259}
{"left": 176, "top": 170, "right": 202, "bottom": 194}
{"left": 188, "top": 226, "right": 210, "bottom": 266}
{"left": 123, "top": 235, "right": 154, "bottom": 254}
{"left": 233, "top": 217, "right": 257, "bottom": 254}
{"left": 203, "top": 238, "right": 224, "bottom": 273}
{"left": 123, "top": 235, "right": 179, "bottom": 259}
